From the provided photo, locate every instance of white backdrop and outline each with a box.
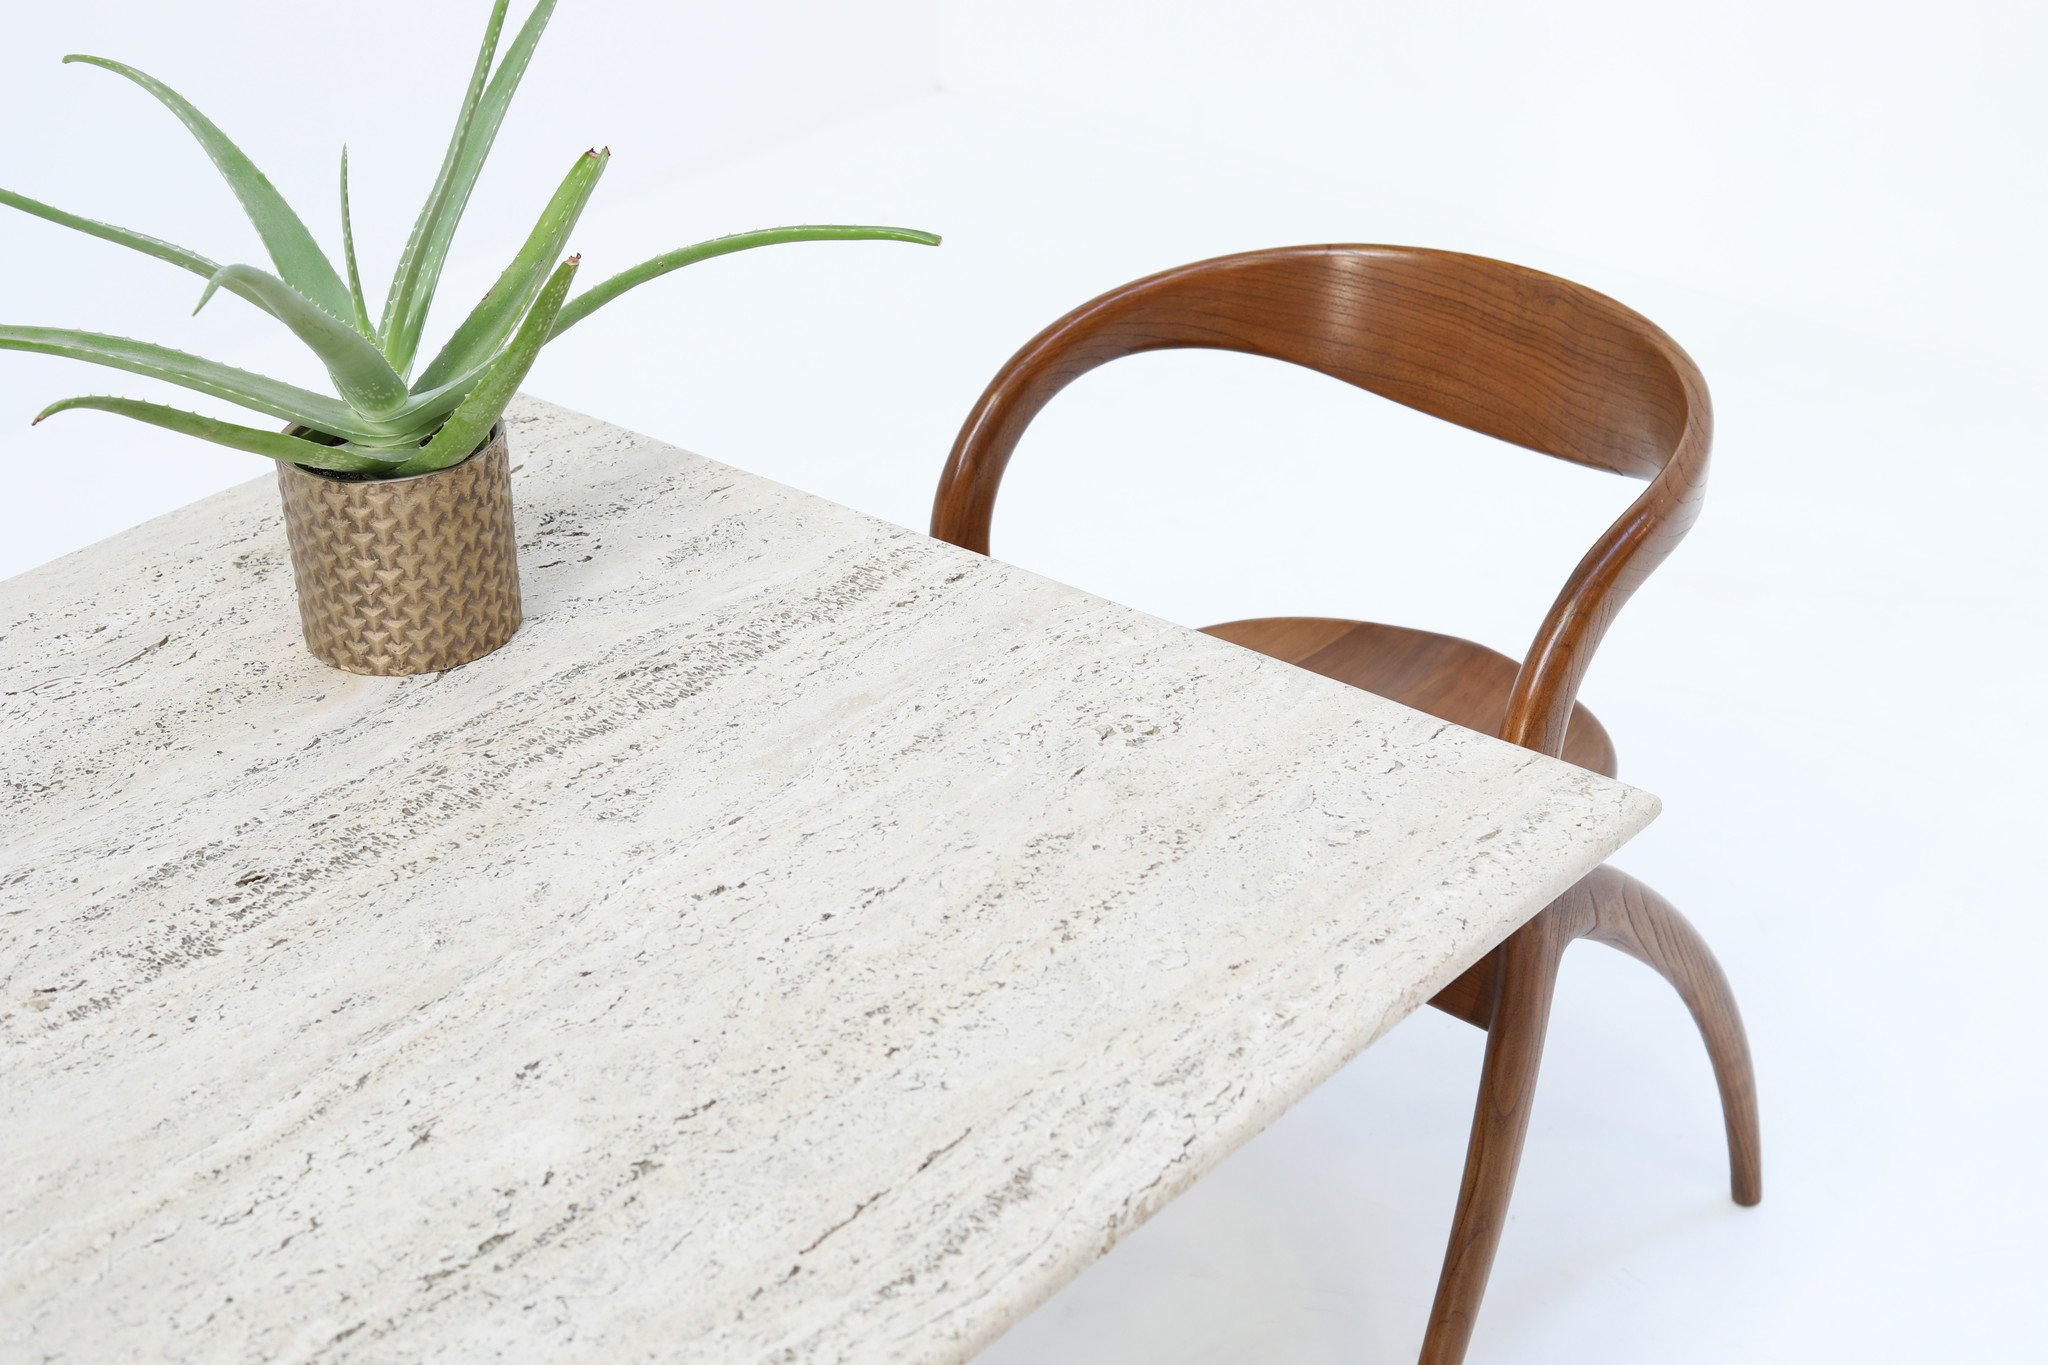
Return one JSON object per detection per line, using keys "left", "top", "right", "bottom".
{"left": 3, "top": 3, "right": 2044, "bottom": 1363}
{"left": 940, "top": 0, "right": 2048, "bottom": 378}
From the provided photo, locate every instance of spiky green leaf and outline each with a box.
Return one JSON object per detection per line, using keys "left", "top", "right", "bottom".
{"left": 1, "top": 324, "right": 382, "bottom": 438}
{"left": 380, "top": 0, "right": 512, "bottom": 371}
{"left": 0, "top": 195, "right": 464, "bottom": 445}
{"left": 386, "top": 0, "right": 560, "bottom": 377}
{"left": 393, "top": 252, "right": 577, "bottom": 475}
{"left": 373, "top": 364, "right": 488, "bottom": 436}
{"left": 549, "top": 225, "right": 942, "bottom": 338}
{"left": 0, "top": 185, "right": 329, "bottom": 337}
{"left": 63, "top": 55, "right": 352, "bottom": 321}
{"left": 339, "top": 148, "right": 373, "bottom": 340}
{"left": 413, "top": 147, "right": 607, "bottom": 393}
{"left": 195, "top": 265, "right": 410, "bottom": 420}
{"left": 1, "top": 184, "right": 219, "bottom": 279}
{"left": 33, "top": 396, "right": 407, "bottom": 473}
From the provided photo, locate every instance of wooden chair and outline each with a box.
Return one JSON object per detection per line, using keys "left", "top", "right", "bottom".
{"left": 930, "top": 245, "right": 1761, "bottom": 1365}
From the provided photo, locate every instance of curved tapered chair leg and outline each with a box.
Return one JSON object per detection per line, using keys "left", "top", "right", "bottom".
{"left": 1416, "top": 870, "right": 1759, "bottom": 1363}
{"left": 1418, "top": 912, "right": 1573, "bottom": 1365}
{"left": 1577, "top": 866, "right": 1762, "bottom": 1207}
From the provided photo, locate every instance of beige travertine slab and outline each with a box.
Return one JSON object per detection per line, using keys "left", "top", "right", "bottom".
{"left": 0, "top": 398, "right": 1656, "bottom": 1363}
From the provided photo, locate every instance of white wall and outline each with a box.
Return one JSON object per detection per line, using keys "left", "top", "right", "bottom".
{"left": 0, "top": 0, "right": 936, "bottom": 576}
{"left": 937, "top": 0, "right": 2046, "bottom": 379}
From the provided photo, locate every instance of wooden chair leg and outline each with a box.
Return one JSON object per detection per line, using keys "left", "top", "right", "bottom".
{"left": 1577, "top": 866, "right": 1763, "bottom": 1207}
{"left": 1417, "top": 869, "right": 1761, "bottom": 1363}
{"left": 1417, "top": 911, "right": 1573, "bottom": 1365}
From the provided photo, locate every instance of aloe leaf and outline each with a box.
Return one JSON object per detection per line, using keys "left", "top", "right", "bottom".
{"left": 393, "top": 253, "right": 577, "bottom": 476}
{"left": 63, "top": 55, "right": 352, "bottom": 322}
{"left": 0, "top": 324, "right": 386, "bottom": 438}
{"left": 33, "top": 396, "right": 407, "bottom": 473}
{"left": 195, "top": 265, "right": 410, "bottom": 420}
{"left": 388, "top": 0, "right": 560, "bottom": 378}
{"left": 412, "top": 147, "right": 607, "bottom": 393}
{"left": 292, "top": 350, "right": 501, "bottom": 445}
{"left": 339, "top": 149, "right": 373, "bottom": 340}
{"left": 1, "top": 184, "right": 222, "bottom": 278}
{"left": 550, "top": 225, "right": 942, "bottom": 338}
{"left": 0, "top": 185, "right": 328, "bottom": 337}
{"left": 369, "top": 362, "right": 485, "bottom": 433}
{"left": 380, "top": 0, "right": 512, "bottom": 372}
{"left": 0, "top": 307, "right": 443, "bottom": 446}
{"left": 380, "top": 355, "right": 497, "bottom": 436}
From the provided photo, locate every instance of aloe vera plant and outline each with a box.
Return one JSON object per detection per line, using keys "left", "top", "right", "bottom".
{"left": 2, "top": 0, "right": 938, "bottom": 478}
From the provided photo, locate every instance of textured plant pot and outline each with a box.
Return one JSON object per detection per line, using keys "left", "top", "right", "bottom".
{"left": 276, "top": 426, "right": 521, "bottom": 676}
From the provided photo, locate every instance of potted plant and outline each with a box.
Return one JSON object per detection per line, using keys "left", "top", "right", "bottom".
{"left": 0, "top": 0, "right": 938, "bottom": 676}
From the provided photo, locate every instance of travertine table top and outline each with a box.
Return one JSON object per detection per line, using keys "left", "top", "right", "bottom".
{"left": 0, "top": 398, "right": 1656, "bottom": 1363}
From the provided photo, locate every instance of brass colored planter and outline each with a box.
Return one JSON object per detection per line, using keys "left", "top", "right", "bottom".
{"left": 276, "top": 427, "right": 521, "bottom": 676}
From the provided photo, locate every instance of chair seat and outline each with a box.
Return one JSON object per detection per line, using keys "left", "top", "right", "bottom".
{"left": 1199, "top": 616, "right": 1619, "bottom": 778}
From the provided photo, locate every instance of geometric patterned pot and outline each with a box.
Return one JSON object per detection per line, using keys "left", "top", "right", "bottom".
{"left": 275, "top": 425, "right": 521, "bottom": 675}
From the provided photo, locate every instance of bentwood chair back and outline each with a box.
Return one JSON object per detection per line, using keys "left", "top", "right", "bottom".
{"left": 931, "top": 246, "right": 1756, "bottom": 1365}
{"left": 933, "top": 245, "right": 1710, "bottom": 773}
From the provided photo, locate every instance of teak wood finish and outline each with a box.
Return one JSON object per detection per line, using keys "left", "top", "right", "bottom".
{"left": 931, "top": 245, "right": 1759, "bottom": 1364}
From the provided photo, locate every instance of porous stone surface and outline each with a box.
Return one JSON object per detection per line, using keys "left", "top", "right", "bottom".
{"left": 0, "top": 398, "right": 1657, "bottom": 1363}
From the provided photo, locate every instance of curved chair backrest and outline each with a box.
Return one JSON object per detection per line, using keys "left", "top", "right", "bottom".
{"left": 931, "top": 245, "right": 1712, "bottom": 761}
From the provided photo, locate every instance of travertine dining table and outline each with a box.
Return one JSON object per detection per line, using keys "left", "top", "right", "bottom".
{"left": 0, "top": 398, "right": 1657, "bottom": 1362}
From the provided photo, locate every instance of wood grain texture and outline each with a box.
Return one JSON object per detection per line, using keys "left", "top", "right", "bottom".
{"left": 0, "top": 398, "right": 1660, "bottom": 1364}
{"left": 1578, "top": 867, "right": 1762, "bottom": 1209}
{"left": 1421, "top": 900, "right": 1574, "bottom": 1364}
{"left": 1419, "top": 867, "right": 1763, "bottom": 1365}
